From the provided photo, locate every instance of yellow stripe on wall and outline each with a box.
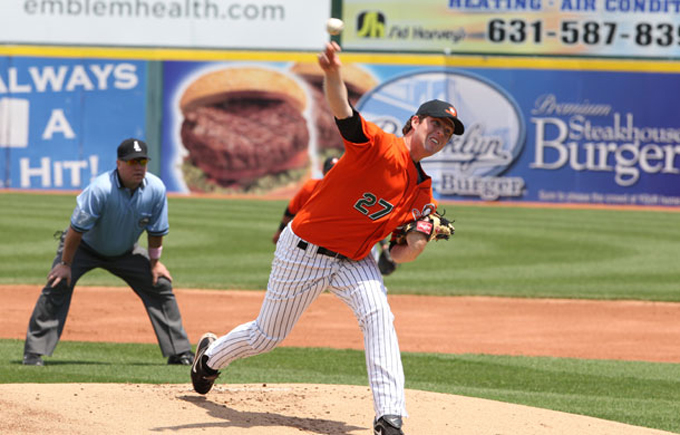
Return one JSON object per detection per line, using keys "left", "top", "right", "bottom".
{"left": 1, "top": 45, "right": 679, "bottom": 73}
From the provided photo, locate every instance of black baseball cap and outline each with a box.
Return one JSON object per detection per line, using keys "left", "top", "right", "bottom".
{"left": 117, "top": 138, "right": 150, "bottom": 161}
{"left": 415, "top": 99, "right": 465, "bottom": 135}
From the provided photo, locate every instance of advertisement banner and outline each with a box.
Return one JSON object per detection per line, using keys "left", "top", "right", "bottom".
{"left": 341, "top": 0, "right": 680, "bottom": 58}
{"left": 162, "top": 59, "right": 377, "bottom": 195}
{"left": 0, "top": 0, "right": 332, "bottom": 51}
{"left": 0, "top": 57, "right": 147, "bottom": 190}
{"left": 162, "top": 56, "right": 680, "bottom": 207}
{"left": 357, "top": 64, "right": 680, "bottom": 206}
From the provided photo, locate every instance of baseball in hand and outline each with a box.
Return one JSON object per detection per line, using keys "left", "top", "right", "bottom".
{"left": 326, "top": 18, "right": 345, "bottom": 36}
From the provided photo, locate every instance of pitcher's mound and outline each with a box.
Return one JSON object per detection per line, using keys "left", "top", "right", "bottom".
{"left": 0, "top": 383, "right": 672, "bottom": 435}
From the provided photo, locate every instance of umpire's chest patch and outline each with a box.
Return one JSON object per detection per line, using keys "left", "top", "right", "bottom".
{"left": 138, "top": 216, "right": 150, "bottom": 228}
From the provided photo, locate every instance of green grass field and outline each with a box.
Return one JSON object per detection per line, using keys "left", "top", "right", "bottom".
{"left": 3, "top": 192, "right": 680, "bottom": 300}
{"left": 1, "top": 192, "right": 679, "bottom": 433}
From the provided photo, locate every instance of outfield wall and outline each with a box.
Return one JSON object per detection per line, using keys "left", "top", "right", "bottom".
{"left": 1, "top": 0, "right": 679, "bottom": 207}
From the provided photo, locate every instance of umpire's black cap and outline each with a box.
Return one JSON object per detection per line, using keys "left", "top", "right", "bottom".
{"left": 416, "top": 99, "right": 465, "bottom": 135}
{"left": 117, "top": 138, "right": 150, "bottom": 161}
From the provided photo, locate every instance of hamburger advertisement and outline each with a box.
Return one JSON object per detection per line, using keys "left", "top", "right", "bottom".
{"left": 162, "top": 61, "right": 377, "bottom": 195}
{"left": 162, "top": 58, "right": 680, "bottom": 207}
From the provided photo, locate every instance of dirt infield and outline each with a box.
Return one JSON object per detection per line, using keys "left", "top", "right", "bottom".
{"left": 3, "top": 285, "right": 679, "bottom": 434}
{"left": 4, "top": 285, "right": 680, "bottom": 362}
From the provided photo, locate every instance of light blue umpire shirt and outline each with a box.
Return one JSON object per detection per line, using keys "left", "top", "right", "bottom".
{"left": 70, "top": 169, "right": 169, "bottom": 257}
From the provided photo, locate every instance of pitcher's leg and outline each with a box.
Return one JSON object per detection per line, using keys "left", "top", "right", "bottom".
{"left": 205, "top": 225, "right": 332, "bottom": 369}
{"left": 332, "top": 257, "right": 407, "bottom": 418}
{"left": 205, "top": 276, "right": 329, "bottom": 368}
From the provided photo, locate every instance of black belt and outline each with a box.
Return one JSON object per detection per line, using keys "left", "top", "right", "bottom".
{"left": 297, "top": 240, "right": 347, "bottom": 260}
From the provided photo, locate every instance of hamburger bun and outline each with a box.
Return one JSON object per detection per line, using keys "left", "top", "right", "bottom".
{"left": 180, "top": 67, "right": 307, "bottom": 115}
{"left": 179, "top": 67, "right": 311, "bottom": 193}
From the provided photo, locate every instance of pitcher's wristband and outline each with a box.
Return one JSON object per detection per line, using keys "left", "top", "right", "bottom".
{"left": 148, "top": 246, "right": 163, "bottom": 260}
{"left": 59, "top": 260, "right": 71, "bottom": 267}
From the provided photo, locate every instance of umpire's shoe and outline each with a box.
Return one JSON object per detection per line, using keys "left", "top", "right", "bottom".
{"left": 168, "top": 350, "right": 195, "bottom": 366}
{"left": 191, "top": 332, "right": 220, "bottom": 394}
{"left": 22, "top": 353, "right": 44, "bottom": 366}
{"left": 374, "top": 415, "right": 405, "bottom": 435}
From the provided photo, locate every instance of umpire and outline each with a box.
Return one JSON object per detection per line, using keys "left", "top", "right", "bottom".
{"left": 22, "top": 138, "right": 194, "bottom": 366}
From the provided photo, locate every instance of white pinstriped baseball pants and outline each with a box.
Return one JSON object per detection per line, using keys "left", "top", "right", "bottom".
{"left": 205, "top": 224, "right": 407, "bottom": 418}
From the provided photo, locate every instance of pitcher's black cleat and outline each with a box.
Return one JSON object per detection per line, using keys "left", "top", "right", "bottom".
{"left": 374, "top": 415, "right": 405, "bottom": 435}
{"left": 191, "top": 333, "right": 220, "bottom": 394}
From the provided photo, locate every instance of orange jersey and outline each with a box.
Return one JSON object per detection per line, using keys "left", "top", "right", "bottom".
{"left": 288, "top": 178, "right": 322, "bottom": 215}
{"left": 292, "top": 114, "right": 437, "bottom": 260}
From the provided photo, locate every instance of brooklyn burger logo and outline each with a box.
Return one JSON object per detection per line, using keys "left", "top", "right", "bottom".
{"left": 357, "top": 70, "right": 526, "bottom": 200}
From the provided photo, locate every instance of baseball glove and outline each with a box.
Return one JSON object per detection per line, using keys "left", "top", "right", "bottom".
{"left": 391, "top": 210, "right": 455, "bottom": 245}
{"left": 378, "top": 248, "right": 398, "bottom": 276}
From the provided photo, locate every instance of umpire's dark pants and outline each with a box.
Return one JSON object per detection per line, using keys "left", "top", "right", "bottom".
{"left": 24, "top": 233, "right": 192, "bottom": 358}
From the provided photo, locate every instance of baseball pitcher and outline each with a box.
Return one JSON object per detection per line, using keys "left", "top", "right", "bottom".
{"left": 191, "top": 42, "right": 463, "bottom": 435}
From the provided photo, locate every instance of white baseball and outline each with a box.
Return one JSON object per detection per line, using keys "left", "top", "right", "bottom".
{"left": 326, "top": 18, "right": 345, "bottom": 36}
